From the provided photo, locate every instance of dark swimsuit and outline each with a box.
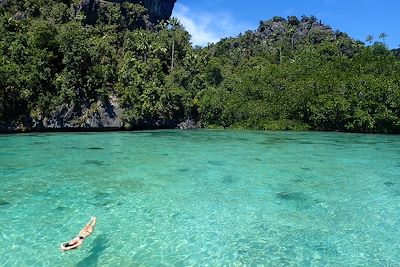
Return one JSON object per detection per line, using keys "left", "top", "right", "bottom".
{"left": 63, "top": 236, "right": 85, "bottom": 248}
{"left": 63, "top": 230, "right": 92, "bottom": 248}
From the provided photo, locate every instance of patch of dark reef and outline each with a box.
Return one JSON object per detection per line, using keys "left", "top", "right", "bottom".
{"left": 84, "top": 160, "right": 106, "bottom": 166}
{"left": 384, "top": 181, "right": 395, "bottom": 187}
{"left": 221, "top": 175, "right": 236, "bottom": 185}
{"left": 0, "top": 199, "right": 10, "bottom": 206}
{"left": 277, "top": 191, "right": 308, "bottom": 202}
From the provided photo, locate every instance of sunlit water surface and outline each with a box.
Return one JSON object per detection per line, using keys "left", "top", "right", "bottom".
{"left": 0, "top": 130, "right": 399, "bottom": 266}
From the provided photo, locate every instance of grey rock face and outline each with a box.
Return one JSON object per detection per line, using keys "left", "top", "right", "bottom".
{"left": 1, "top": 0, "right": 177, "bottom": 23}
{"left": 393, "top": 48, "right": 400, "bottom": 58}
{"left": 177, "top": 119, "right": 201, "bottom": 129}
{"left": 0, "top": 97, "right": 123, "bottom": 132}
{"left": 255, "top": 16, "right": 336, "bottom": 49}
{"left": 78, "top": 0, "right": 177, "bottom": 23}
{"left": 42, "top": 98, "right": 123, "bottom": 129}
{"left": 0, "top": 97, "right": 202, "bottom": 132}
{"left": 139, "top": 0, "right": 177, "bottom": 22}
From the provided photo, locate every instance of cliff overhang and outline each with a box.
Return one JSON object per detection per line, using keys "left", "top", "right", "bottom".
{"left": 79, "top": 0, "right": 177, "bottom": 23}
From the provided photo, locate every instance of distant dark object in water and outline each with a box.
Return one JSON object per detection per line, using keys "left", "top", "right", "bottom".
{"left": 93, "top": 191, "right": 113, "bottom": 206}
{"left": 33, "top": 163, "right": 45, "bottom": 168}
{"left": 222, "top": 175, "right": 235, "bottom": 184}
{"left": 0, "top": 200, "right": 10, "bottom": 206}
{"left": 255, "top": 158, "right": 262, "bottom": 162}
{"left": 177, "top": 168, "right": 189, "bottom": 173}
{"left": 384, "top": 181, "right": 395, "bottom": 187}
{"left": 301, "top": 167, "right": 310, "bottom": 171}
{"left": 99, "top": 201, "right": 112, "bottom": 207}
{"left": 313, "top": 199, "right": 323, "bottom": 204}
{"left": 56, "top": 206, "right": 67, "bottom": 211}
{"left": 206, "top": 160, "right": 224, "bottom": 166}
{"left": 171, "top": 212, "right": 180, "bottom": 219}
{"left": 87, "top": 147, "right": 104, "bottom": 150}
{"left": 94, "top": 192, "right": 111, "bottom": 200}
{"left": 313, "top": 241, "right": 340, "bottom": 257}
{"left": 33, "top": 141, "right": 47, "bottom": 145}
{"left": 293, "top": 178, "right": 304, "bottom": 183}
{"left": 277, "top": 192, "right": 307, "bottom": 202}
{"left": 84, "top": 160, "right": 105, "bottom": 166}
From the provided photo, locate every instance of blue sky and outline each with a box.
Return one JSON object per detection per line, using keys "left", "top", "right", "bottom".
{"left": 173, "top": 0, "right": 399, "bottom": 48}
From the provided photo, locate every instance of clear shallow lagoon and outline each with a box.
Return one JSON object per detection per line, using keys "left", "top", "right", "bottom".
{"left": 0, "top": 130, "right": 399, "bottom": 266}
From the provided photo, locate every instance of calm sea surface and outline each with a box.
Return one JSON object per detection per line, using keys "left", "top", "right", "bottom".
{"left": 0, "top": 130, "right": 399, "bottom": 266}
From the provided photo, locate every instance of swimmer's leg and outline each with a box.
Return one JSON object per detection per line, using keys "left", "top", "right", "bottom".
{"left": 88, "top": 216, "right": 96, "bottom": 227}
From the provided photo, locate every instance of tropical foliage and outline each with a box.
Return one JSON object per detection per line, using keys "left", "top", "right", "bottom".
{"left": 1, "top": 2, "right": 399, "bottom": 133}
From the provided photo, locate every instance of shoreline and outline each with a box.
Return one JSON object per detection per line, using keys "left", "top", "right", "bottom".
{"left": 1, "top": 126, "right": 398, "bottom": 135}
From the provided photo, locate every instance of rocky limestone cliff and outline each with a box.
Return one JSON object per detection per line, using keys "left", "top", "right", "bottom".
{"left": 130, "top": 0, "right": 177, "bottom": 22}
{"left": 212, "top": 16, "right": 361, "bottom": 60}
{"left": 0, "top": 0, "right": 177, "bottom": 23}
{"left": 78, "top": 0, "right": 177, "bottom": 23}
{"left": 0, "top": 97, "right": 124, "bottom": 132}
{"left": 0, "top": 97, "right": 201, "bottom": 133}
{"left": 393, "top": 48, "right": 400, "bottom": 58}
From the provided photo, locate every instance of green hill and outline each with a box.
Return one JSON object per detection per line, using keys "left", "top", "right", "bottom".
{"left": 198, "top": 16, "right": 400, "bottom": 133}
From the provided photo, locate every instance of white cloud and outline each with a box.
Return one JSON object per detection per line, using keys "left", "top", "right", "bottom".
{"left": 172, "top": 3, "right": 252, "bottom": 47}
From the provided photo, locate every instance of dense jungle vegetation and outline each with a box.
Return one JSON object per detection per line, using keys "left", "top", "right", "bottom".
{"left": 1, "top": 1, "right": 399, "bottom": 133}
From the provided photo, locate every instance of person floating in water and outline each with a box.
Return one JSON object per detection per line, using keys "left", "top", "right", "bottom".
{"left": 60, "top": 216, "right": 96, "bottom": 251}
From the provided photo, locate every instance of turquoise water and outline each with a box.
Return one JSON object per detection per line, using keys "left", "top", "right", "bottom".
{"left": 0, "top": 130, "right": 399, "bottom": 266}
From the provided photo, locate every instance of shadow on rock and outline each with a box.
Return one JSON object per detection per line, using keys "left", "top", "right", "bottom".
{"left": 76, "top": 235, "right": 108, "bottom": 267}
